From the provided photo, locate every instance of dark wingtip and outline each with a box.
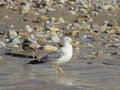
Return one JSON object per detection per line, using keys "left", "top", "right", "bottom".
{"left": 27, "top": 60, "right": 41, "bottom": 64}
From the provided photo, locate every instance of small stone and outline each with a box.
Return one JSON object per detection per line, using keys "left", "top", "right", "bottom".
{"left": 12, "top": 5, "right": 19, "bottom": 11}
{"left": 80, "top": 8, "right": 88, "bottom": 14}
{"left": 58, "top": 17, "right": 65, "bottom": 23}
{"left": 79, "top": 21, "right": 91, "bottom": 30}
{"left": 69, "top": 11, "right": 77, "bottom": 15}
{"left": 40, "top": 16, "right": 48, "bottom": 21}
{"left": 47, "top": 8, "right": 56, "bottom": 12}
{"left": 73, "top": 23, "right": 80, "bottom": 28}
{"left": 12, "top": 37, "right": 21, "bottom": 44}
{"left": 96, "top": 49, "right": 108, "bottom": 59}
{"left": 19, "top": 32, "right": 29, "bottom": 38}
{"left": 20, "top": 2, "right": 30, "bottom": 15}
{"left": 76, "top": 17, "right": 84, "bottom": 23}
{"left": 38, "top": 9, "right": 46, "bottom": 14}
{"left": 2, "top": 14, "right": 8, "bottom": 19}
{"left": 51, "top": 32, "right": 60, "bottom": 42}
{"left": 24, "top": 25, "right": 33, "bottom": 33}
{"left": 43, "top": 45, "right": 58, "bottom": 51}
{"left": 37, "top": 38, "right": 47, "bottom": 44}
{"left": 8, "top": 29, "right": 18, "bottom": 38}
{"left": 115, "top": 51, "right": 120, "bottom": 55}
{"left": 35, "top": 26, "right": 44, "bottom": 31}
{"left": 48, "top": 27, "right": 59, "bottom": 32}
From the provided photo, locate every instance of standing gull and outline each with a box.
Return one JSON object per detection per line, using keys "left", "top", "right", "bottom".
{"left": 27, "top": 37, "right": 75, "bottom": 74}
{"left": 22, "top": 38, "right": 40, "bottom": 60}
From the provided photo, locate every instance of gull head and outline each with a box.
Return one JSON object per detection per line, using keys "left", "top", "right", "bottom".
{"left": 63, "top": 37, "right": 79, "bottom": 45}
{"left": 63, "top": 37, "right": 72, "bottom": 43}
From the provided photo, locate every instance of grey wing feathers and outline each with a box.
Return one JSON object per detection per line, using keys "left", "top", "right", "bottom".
{"left": 40, "top": 49, "right": 64, "bottom": 63}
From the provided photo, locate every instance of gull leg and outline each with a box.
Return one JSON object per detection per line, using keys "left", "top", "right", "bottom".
{"left": 52, "top": 64, "right": 58, "bottom": 75}
{"left": 33, "top": 51, "right": 34, "bottom": 60}
{"left": 57, "top": 66, "right": 64, "bottom": 73}
{"left": 52, "top": 65, "right": 64, "bottom": 74}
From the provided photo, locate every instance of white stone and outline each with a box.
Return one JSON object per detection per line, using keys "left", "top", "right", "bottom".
{"left": 20, "top": 2, "right": 30, "bottom": 15}
{"left": 43, "top": 44, "right": 58, "bottom": 51}
{"left": 51, "top": 32, "right": 60, "bottom": 42}
{"left": 24, "top": 25, "right": 33, "bottom": 33}
{"left": 8, "top": 29, "right": 18, "bottom": 38}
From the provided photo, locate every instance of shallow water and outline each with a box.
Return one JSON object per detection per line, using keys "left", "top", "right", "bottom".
{"left": 0, "top": 55, "right": 120, "bottom": 90}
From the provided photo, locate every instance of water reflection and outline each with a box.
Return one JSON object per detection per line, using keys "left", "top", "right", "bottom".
{"left": 21, "top": 63, "right": 75, "bottom": 87}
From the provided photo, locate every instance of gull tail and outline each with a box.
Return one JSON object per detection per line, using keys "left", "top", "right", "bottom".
{"left": 27, "top": 59, "right": 42, "bottom": 64}
{"left": 27, "top": 56, "right": 49, "bottom": 64}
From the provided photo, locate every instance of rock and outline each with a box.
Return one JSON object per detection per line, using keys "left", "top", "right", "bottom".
{"left": 48, "top": 27, "right": 59, "bottom": 32}
{"left": 73, "top": 23, "right": 80, "bottom": 28}
{"left": 8, "top": 27, "right": 18, "bottom": 38}
{"left": 11, "top": 37, "right": 21, "bottom": 44}
{"left": 35, "top": 26, "right": 43, "bottom": 31}
{"left": 43, "top": 45, "right": 58, "bottom": 51}
{"left": 12, "top": 5, "right": 19, "bottom": 11}
{"left": 2, "top": 14, "right": 8, "bottom": 19}
{"left": 24, "top": 25, "right": 33, "bottom": 33}
{"left": 19, "top": 32, "right": 29, "bottom": 38}
{"left": 51, "top": 32, "right": 60, "bottom": 42}
{"left": 47, "top": 8, "right": 56, "bottom": 12}
{"left": 69, "top": 11, "right": 77, "bottom": 15}
{"left": 59, "top": 0, "right": 66, "bottom": 3}
{"left": 38, "top": 9, "right": 46, "bottom": 14}
{"left": 20, "top": 2, "right": 30, "bottom": 15}
{"left": 58, "top": 17, "right": 65, "bottom": 23}
{"left": 49, "top": 17, "right": 56, "bottom": 24}
{"left": 79, "top": 21, "right": 91, "bottom": 30}
{"left": 40, "top": 16, "right": 48, "bottom": 21}
{"left": 80, "top": 8, "right": 88, "bottom": 14}
{"left": 66, "top": 23, "right": 72, "bottom": 29}
{"left": 76, "top": 17, "right": 84, "bottom": 23}
{"left": 37, "top": 38, "right": 47, "bottom": 44}
{"left": 96, "top": 49, "right": 108, "bottom": 59}
{"left": 115, "top": 51, "right": 120, "bottom": 55}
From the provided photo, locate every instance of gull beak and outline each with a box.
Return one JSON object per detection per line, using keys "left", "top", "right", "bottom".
{"left": 70, "top": 40, "right": 79, "bottom": 45}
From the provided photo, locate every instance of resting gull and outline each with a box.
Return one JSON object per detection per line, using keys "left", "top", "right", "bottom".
{"left": 22, "top": 38, "right": 40, "bottom": 60}
{"left": 27, "top": 37, "right": 76, "bottom": 74}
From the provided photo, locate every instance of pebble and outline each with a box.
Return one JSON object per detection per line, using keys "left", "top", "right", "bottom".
{"left": 51, "top": 34, "right": 60, "bottom": 42}
{"left": 24, "top": 25, "right": 33, "bottom": 33}
{"left": 2, "top": 14, "right": 8, "bottom": 19}
{"left": 8, "top": 28, "right": 18, "bottom": 39}
{"left": 37, "top": 37, "right": 47, "bottom": 44}
{"left": 48, "top": 27, "right": 59, "bottom": 32}
{"left": 58, "top": 17, "right": 65, "bottom": 23}
{"left": 42, "top": 44, "right": 58, "bottom": 51}
{"left": 19, "top": 2, "right": 30, "bottom": 15}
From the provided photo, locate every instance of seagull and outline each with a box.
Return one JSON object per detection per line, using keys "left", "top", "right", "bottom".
{"left": 22, "top": 38, "right": 40, "bottom": 60}
{"left": 27, "top": 37, "right": 76, "bottom": 74}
